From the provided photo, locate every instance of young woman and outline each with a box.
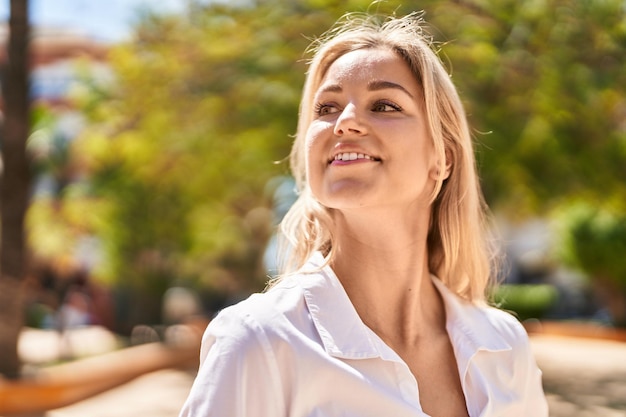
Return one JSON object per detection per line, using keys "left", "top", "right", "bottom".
{"left": 180, "top": 12, "right": 548, "bottom": 417}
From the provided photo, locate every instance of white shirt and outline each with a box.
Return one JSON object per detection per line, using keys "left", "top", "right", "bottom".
{"left": 180, "top": 252, "right": 548, "bottom": 417}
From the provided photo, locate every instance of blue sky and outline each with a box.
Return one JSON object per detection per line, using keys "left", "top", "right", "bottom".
{"left": 0, "top": 0, "right": 187, "bottom": 42}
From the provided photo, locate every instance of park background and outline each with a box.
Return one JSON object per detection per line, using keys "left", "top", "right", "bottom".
{"left": 0, "top": 0, "right": 625, "bottom": 416}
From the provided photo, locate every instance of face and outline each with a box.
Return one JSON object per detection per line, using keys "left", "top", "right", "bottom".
{"left": 305, "top": 47, "right": 442, "bottom": 214}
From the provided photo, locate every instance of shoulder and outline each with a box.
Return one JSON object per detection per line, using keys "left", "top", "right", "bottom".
{"left": 460, "top": 299, "right": 536, "bottom": 358}
{"left": 222, "top": 275, "right": 309, "bottom": 325}
{"left": 182, "top": 283, "right": 307, "bottom": 417}
{"left": 434, "top": 276, "right": 531, "bottom": 350}
{"left": 480, "top": 304, "right": 531, "bottom": 346}
{"left": 201, "top": 274, "right": 313, "bottom": 353}
{"left": 440, "top": 288, "right": 533, "bottom": 358}
{"left": 473, "top": 303, "right": 548, "bottom": 413}
{"left": 201, "top": 253, "right": 331, "bottom": 354}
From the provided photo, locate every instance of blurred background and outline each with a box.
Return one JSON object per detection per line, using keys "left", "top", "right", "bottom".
{"left": 0, "top": 0, "right": 625, "bottom": 416}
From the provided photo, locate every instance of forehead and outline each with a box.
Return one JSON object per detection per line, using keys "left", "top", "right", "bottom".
{"left": 319, "top": 48, "right": 420, "bottom": 94}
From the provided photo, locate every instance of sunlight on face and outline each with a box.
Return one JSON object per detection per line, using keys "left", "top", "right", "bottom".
{"left": 305, "top": 48, "right": 439, "bottom": 214}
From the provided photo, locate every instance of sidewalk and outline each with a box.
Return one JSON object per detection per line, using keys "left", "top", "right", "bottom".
{"left": 39, "top": 334, "right": 626, "bottom": 417}
{"left": 0, "top": 325, "right": 200, "bottom": 416}
{"left": 46, "top": 369, "right": 194, "bottom": 417}
{"left": 531, "top": 335, "right": 626, "bottom": 417}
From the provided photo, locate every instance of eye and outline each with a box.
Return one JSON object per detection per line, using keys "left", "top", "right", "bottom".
{"left": 372, "top": 100, "right": 402, "bottom": 112}
{"left": 314, "top": 103, "right": 339, "bottom": 116}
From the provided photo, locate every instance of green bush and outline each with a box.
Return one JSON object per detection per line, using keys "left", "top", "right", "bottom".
{"left": 551, "top": 201, "right": 626, "bottom": 325}
{"left": 553, "top": 202, "right": 626, "bottom": 289}
{"left": 492, "top": 284, "right": 558, "bottom": 321}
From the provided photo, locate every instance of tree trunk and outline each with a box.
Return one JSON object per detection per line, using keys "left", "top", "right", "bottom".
{"left": 0, "top": 0, "right": 31, "bottom": 379}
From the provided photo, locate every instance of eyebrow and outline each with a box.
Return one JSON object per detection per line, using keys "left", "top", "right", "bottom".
{"left": 367, "top": 80, "right": 414, "bottom": 98}
{"left": 316, "top": 80, "right": 414, "bottom": 98}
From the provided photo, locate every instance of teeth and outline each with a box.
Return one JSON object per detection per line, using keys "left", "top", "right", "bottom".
{"left": 334, "top": 152, "right": 373, "bottom": 161}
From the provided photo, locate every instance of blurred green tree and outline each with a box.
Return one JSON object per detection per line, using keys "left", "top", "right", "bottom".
{"left": 424, "top": 0, "right": 626, "bottom": 215}
{"left": 27, "top": 0, "right": 626, "bottom": 333}
{"left": 553, "top": 201, "right": 626, "bottom": 326}
{"left": 71, "top": 0, "right": 414, "bottom": 330}
{"left": 423, "top": 0, "right": 626, "bottom": 324}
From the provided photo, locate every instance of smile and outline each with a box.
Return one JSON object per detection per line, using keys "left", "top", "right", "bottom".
{"left": 330, "top": 152, "right": 381, "bottom": 163}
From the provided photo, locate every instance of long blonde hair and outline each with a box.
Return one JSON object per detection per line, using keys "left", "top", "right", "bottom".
{"left": 277, "top": 12, "right": 494, "bottom": 302}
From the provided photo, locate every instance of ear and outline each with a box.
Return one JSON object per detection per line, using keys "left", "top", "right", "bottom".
{"left": 430, "top": 148, "right": 452, "bottom": 180}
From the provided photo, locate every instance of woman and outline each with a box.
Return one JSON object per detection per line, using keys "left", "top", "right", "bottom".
{"left": 180, "top": 12, "right": 548, "bottom": 417}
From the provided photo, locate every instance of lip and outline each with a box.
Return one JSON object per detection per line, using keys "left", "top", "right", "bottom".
{"left": 328, "top": 149, "right": 382, "bottom": 165}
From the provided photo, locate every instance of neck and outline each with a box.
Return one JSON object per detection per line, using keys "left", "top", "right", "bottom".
{"left": 329, "top": 206, "right": 446, "bottom": 346}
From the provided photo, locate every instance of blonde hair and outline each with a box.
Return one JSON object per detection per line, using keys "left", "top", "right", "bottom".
{"left": 277, "top": 12, "right": 494, "bottom": 302}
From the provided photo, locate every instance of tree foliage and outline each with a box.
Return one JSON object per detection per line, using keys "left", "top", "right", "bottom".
{"left": 69, "top": 0, "right": 414, "bottom": 320}
{"left": 424, "top": 0, "right": 626, "bottom": 215}
{"left": 26, "top": 0, "right": 625, "bottom": 326}
{"left": 552, "top": 200, "right": 626, "bottom": 325}
{"left": 555, "top": 201, "right": 626, "bottom": 285}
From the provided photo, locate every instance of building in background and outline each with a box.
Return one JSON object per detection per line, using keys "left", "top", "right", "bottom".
{"left": 0, "top": 23, "right": 111, "bottom": 108}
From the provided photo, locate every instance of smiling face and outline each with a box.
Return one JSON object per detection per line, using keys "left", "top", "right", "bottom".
{"left": 305, "top": 47, "right": 442, "bottom": 214}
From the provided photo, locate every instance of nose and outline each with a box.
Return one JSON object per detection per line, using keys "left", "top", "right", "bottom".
{"left": 333, "top": 104, "right": 366, "bottom": 136}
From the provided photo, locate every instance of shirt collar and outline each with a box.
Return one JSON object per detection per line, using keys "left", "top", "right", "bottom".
{"left": 431, "top": 277, "right": 511, "bottom": 354}
{"left": 300, "top": 252, "right": 382, "bottom": 359}
{"left": 299, "top": 252, "right": 511, "bottom": 360}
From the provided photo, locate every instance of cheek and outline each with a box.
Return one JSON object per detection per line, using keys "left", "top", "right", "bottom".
{"left": 305, "top": 121, "right": 328, "bottom": 149}
{"left": 304, "top": 122, "right": 329, "bottom": 178}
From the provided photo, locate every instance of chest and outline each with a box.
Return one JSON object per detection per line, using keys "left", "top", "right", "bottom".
{"left": 399, "top": 337, "right": 470, "bottom": 417}
{"left": 287, "top": 354, "right": 431, "bottom": 417}
{"left": 282, "top": 343, "right": 518, "bottom": 417}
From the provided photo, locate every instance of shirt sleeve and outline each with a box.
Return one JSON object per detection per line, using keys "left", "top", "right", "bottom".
{"left": 178, "top": 307, "right": 285, "bottom": 417}
{"left": 517, "top": 327, "right": 549, "bottom": 416}
{"left": 471, "top": 307, "right": 550, "bottom": 416}
{"left": 504, "top": 317, "right": 549, "bottom": 416}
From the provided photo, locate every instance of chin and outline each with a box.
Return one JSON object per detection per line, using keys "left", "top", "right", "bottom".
{"left": 315, "top": 194, "right": 374, "bottom": 211}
